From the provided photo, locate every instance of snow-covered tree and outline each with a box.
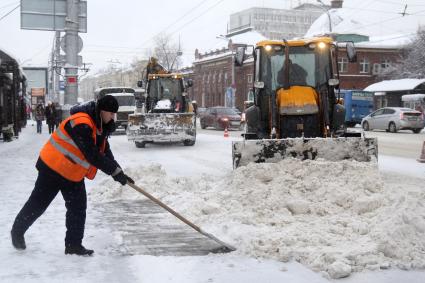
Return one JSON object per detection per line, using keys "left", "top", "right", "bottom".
{"left": 379, "top": 27, "right": 425, "bottom": 79}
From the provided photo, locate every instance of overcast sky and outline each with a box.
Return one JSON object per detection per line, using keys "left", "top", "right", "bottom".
{"left": 1, "top": 0, "right": 425, "bottom": 75}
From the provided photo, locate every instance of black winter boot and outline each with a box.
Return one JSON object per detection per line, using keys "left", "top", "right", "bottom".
{"left": 11, "top": 230, "right": 26, "bottom": 250}
{"left": 65, "top": 244, "right": 94, "bottom": 256}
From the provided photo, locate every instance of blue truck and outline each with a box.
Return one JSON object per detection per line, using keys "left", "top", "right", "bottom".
{"left": 338, "top": 90, "right": 374, "bottom": 127}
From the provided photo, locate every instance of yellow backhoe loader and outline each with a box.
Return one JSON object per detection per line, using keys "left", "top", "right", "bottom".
{"left": 232, "top": 37, "right": 377, "bottom": 168}
{"left": 126, "top": 58, "right": 195, "bottom": 148}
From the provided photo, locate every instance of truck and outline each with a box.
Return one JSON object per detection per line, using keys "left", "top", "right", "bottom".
{"left": 338, "top": 89, "right": 374, "bottom": 127}
{"left": 94, "top": 87, "right": 136, "bottom": 130}
{"left": 126, "top": 72, "right": 196, "bottom": 148}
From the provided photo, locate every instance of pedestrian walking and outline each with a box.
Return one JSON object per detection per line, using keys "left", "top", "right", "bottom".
{"left": 26, "top": 104, "right": 31, "bottom": 120}
{"left": 54, "top": 102, "right": 62, "bottom": 129}
{"left": 11, "top": 95, "right": 134, "bottom": 256}
{"left": 35, "top": 103, "right": 45, "bottom": 134}
{"left": 45, "top": 101, "right": 57, "bottom": 134}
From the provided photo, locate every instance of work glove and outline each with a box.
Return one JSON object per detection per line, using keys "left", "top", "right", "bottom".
{"left": 112, "top": 170, "right": 135, "bottom": 185}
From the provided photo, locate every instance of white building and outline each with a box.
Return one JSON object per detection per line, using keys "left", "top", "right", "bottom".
{"left": 228, "top": 3, "right": 327, "bottom": 40}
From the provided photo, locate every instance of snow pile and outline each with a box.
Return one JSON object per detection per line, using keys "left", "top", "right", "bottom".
{"left": 90, "top": 159, "right": 425, "bottom": 279}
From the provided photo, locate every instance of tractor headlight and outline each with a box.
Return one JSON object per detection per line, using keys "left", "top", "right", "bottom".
{"left": 318, "top": 42, "right": 327, "bottom": 49}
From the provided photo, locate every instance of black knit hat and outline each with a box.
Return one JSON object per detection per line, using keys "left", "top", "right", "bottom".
{"left": 97, "top": 95, "right": 119, "bottom": 113}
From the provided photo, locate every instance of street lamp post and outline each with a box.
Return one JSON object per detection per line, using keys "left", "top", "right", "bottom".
{"left": 216, "top": 35, "right": 235, "bottom": 108}
{"left": 317, "top": 0, "right": 332, "bottom": 33}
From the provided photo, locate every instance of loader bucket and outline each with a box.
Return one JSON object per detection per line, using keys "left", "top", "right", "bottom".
{"left": 232, "top": 137, "right": 378, "bottom": 168}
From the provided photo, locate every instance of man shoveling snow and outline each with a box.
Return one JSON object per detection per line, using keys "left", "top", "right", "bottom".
{"left": 11, "top": 95, "right": 134, "bottom": 256}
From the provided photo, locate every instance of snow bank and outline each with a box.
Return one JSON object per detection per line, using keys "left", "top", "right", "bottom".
{"left": 89, "top": 159, "right": 425, "bottom": 279}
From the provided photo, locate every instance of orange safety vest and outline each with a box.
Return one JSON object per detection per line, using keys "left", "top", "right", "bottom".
{"left": 40, "top": 112, "right": 106, "bottom": 182}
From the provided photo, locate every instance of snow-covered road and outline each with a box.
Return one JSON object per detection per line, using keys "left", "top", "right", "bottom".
{"left": 1, "top": 122, "right": 424, "bottom": 282}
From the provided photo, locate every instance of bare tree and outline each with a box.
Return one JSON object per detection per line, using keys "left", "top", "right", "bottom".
{"left": 153, "top": 33, "right": 182, "bottom": 71}
{"left": 130, "top": 58, "right": 149, "bottom": 82}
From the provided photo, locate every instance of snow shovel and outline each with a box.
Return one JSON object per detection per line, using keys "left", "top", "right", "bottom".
{"left": 126, "top": 181, "right": 236, "bottom": 253}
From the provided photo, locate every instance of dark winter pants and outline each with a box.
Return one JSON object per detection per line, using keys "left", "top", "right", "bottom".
{"left": 12, "top": 170, "right": 87, "bottom": 247}
{"left": 36, "top": 120, "right": 42, "bottom": 133}
{"left": 48, "top": 123, "right": 55, "bottom": 134}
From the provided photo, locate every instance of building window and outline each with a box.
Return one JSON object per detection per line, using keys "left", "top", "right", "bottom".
{"left": 381, "top": 59, "right": 391, "bottom": 69}
{"left": 359, "top": 58, "right": 370, "bottom": 74}
{"left": 247, "top": 74, "right": 253, "bottom": 84}
{"left": 338, "top": 58, "right": 348, "bottom": 73}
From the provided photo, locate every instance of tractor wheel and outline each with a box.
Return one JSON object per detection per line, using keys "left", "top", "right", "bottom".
{"left": 135, "top": 141, "right": 146, "bottom": 148}
{"left": 183, "top": 139, "right": 195, "bottom": 146}
{"left": 389, "top": 122, "right": 397, "bottom": 133}
{"left": 362, "top": 121, "right": 370, "bottom": 131}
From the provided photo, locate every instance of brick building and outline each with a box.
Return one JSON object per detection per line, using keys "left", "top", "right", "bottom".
{"left": 192, "top": 43, "right": 255, "bottom": 111}
{"left": 337, "top": 38, "right": 404, "bottom": 90}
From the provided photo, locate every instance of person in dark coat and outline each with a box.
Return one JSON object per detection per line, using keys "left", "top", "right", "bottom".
{"left": 35, "top": 103, "right": 45, "bottom": 134}
{"left": 11, "top": 95, "right": 134, "bottom": 256}
{"left": 45, "top": 101, "right": 56, "bottom": 134}
{"left": 54, "top": 102, "right": 62, "bottom": 128}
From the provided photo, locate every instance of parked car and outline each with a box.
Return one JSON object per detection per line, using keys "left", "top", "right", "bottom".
{"left": 361, "top": 107, "right": 424, "bottom": 133}
{"left": 200, "top": 107, "right": 242, "bottom": 130}
{"left": 197, "top": 107, "right": 207, "bottom": 118}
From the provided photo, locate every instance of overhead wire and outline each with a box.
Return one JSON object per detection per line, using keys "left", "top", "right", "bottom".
{"left": 331, "top": 5, "right": 425, "bottom": 36}
{"left": 20, "top": 43, "right": 52, "bottom": 65}
{"left": 0, "top": 1, "right": 19, "bottom": 11}
{"left": 167, "top": 0, "right": 226, "bottom": 37}
{"left": 373, "top": 0, "right": 425, "bottom": 7}
{"left": 0, "top": 3, "right": 19, "bottom": 22}
{"left": 138, "top": 0, "right": 212, "bottom": 48}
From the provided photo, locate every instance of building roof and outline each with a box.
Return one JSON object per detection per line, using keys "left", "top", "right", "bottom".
{"left": 402, "top": 94, "right": 425, "bottom": 101}
{"left": 229, "top": 30, "right": 267, "bottom": 45}
{"left": 194, "top": 51, "right": 232, "bottom": 64}
{"left": 0, "top": 45, "right": 20, "bottom": 65}
{"left": 305, "top": 3, "right": 417, "bottom": 48}
{"left": 364, "top": 79, "right": 425, "bottom": 92}
{"left": 194, "top": 30, "right": 267, "bottom": 64}
{"left": 354, "top": 34, "right": 413, "bottom": 49}
{"left": 305, "top": 8, "right": 361, "bottom": 37}
{"left": 1, "top": 46, "right": 26, "bottom": 80}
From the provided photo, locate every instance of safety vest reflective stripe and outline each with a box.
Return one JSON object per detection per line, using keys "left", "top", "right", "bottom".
{"left": 48, "top": 136, "right": 91, "bottom": 169}
{"left": 55, "top": 127, "right": 78, "bottom": 148}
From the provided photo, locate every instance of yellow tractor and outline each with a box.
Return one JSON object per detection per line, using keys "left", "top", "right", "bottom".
{"left": 232, "top": 37, "right": 377, "bottom": 168}
{"left": 126, "top": 72, "right": 196, "bottom": 148}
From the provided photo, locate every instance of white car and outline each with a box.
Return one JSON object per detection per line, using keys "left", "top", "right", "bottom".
{"left": 361, "top": 107, "right": 424, "bottom": 133}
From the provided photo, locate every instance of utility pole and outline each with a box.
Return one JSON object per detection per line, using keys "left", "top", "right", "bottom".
{"left": 49, "top": 48, "right": 54, "bottom": 102}
{"left": 64, "top": 0, "right": 80, "bottom": 109}
{"left": 54, "top": 31, "right": 61, "bottom": 103}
